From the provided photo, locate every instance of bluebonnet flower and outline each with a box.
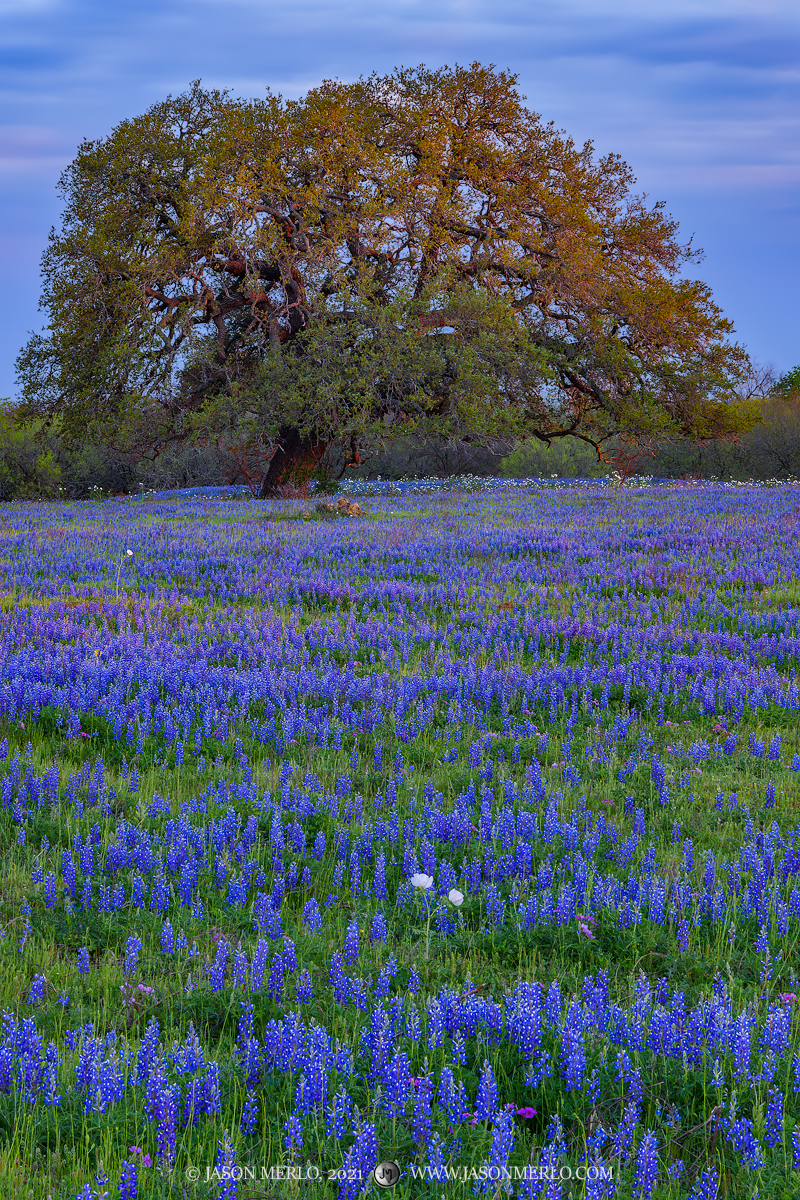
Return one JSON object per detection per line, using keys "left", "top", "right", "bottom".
{"left": 207, "top": 939, "right": 229, "bottom": 991}
{"left": 404, "top": 1001, "right": 421, "bottom": 1041}
{"left": 474, "top": 1060, "right": 499, "bottom": 1121}
{"left": 731, "top": 1013, "right": 751, "bottom": 1080}
{"left": 283, "top": 1112, "right": 303, "bottom": 1155}
{"left": 425, "top": 997, "right": 446, "bottom": 1051}
{"left": 339, "top": 1122, "right": 379, "bottom": 1200}
{"left": 578, "top": 1066, "right": 600, "bottom": 1104}
{"left": 438, "top": 1065, "right": 470, "bottom": 1125}
{"left": 726, "top": 1117, "right": 765, "bottom": 1170}
{"left": 147, "top": 1064, "right": 179, "bottom": 1164}
{"left": 170, "top": 1023, "right": 205, "bottom": 1075}
{"left": 611, "top": 1102, "right": 640, "bottom": 1162}
{"left": 134, "top": 1018, "right": 161, "bottom": 1086}
{"left": 149, "top": 873, "right": 169, "bottom": 913}
{"left": 118, "top": 1160, "right": 138, "bottom": 1200}
{"left": 560, "top": 1002, "right": 586, "bottom": 1091}
{"left": 280, "top": 937, "right": 297, "bottom": 973}
{"left": 250, "top": 938, "right": 269, "bottom": 991}
{"left": 764, "top": 1086, "right": 783, "bottom": 1147}
{"left": 200, "top": 1062, "right": 222, "bottom": 1117}
{"left": 383, "top": 1050, "right": 412, "bottom": 1118}
{"left": 296, "top": 969, "right": 313, "bottom": 1004}
{"left": 160, "top": 921, "right": 175, "bottom": 955}
{"left": 27, "top": 975, "right": 47, "bottom": 1005}
{"left": 544, "top": 980, "right": 562, "bottom": 1027}
{"left": 374, "top": 851, "right": 388, "bottom": 900}
{"left": 91, "top": 1049, "right": 125, "bottom": 1114}
{"left": 537, "top": 1115, "right": 567, "bottom": 1200}
{"left": 348, "top": 977, "right": 369, "bottom": 1012}
{"left": 231, "top": 945, "right": 248, "bottom": 988}
{"left": 426, "top": 1131, "right": 446, "bottom": 1173}
{"left": 215, "top": 1130, "right": 239, "bottom": 1200}
{"left": 236, "top": 1002, "right": 254, "bottom": 1052}
{"left": 411, "top": 1076, "right": 432, "bottom": 1144}
{"left": 370, "top": 912, "right": 387, "bottom": 942}
{"left": 476, "top": 1108, "right": 516, "bottom": 1194}
{"left": 93, "top": 1164, "right": 110, "bottom": 1200}
{"left": 124, "top": 935, "right": 142, "bottom": 976}
{"left": 329, "top": 953, "right": 349, "bottom": 1005}
{"left": 523, "top": 1048, "right": 553, "bottom": 1088}
{"left": 303, "top": 898, "right": 322, "bottom": 932}
{"left": 450, "top": 1028, "right": 468, "bottom": 1067}
{"left": 240, "top": 1095, "right": 259, "bottom": 1136}
{"left": 583, "top": 1153, "right": 614, "bottom": 1200}
{"left": 131, "top": 875, "right": 145, "bottom": 909}
{"left": 688, "top": 1167, "right": 719, "bottom": 1200}
{"left": 326, "top": 1087, "right": 356, "bottom": 1139}
{"left": 633, "top": 1132, "right": 659, "bottom": 1198}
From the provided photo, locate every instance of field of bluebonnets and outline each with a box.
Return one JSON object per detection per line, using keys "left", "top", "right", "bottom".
{"left": 0, "top": 477, "right": 799, "bottom": 1200}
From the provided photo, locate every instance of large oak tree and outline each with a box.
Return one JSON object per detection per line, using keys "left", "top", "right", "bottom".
{"left": 16, "top": 64, "right": 757, "bottom": 494}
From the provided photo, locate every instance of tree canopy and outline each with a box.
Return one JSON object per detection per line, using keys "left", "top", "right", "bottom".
{"left": 16, "top": 64, "right": 759, "bottom": 494}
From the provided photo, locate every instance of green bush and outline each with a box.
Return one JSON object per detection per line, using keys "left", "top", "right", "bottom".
{"left": 0, "top": 403, "right": 226, "bottom": 500}
{"left": 643, "top": 380, "right": 800, "bottom": 481}
{"left": 0, "top": 407, "right": 63, "bottom": 500}
{"left": 500, "top": 436, "right": 609, "bottom": 478}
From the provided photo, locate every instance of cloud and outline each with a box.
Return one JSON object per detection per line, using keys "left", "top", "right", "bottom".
{"left": 0, "top": 125, "right": 73, "bottom": 176}
{"left": 0, "top": 0, "right": 58, "bottom": 12}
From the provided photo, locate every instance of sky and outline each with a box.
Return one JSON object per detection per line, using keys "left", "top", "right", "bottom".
{"left": 2, "top": 0, "right": 799, "bottom": 401}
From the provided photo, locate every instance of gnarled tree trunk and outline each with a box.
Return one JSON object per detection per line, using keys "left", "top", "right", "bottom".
{"left": 259, "top": 427, "right": 327, "bottom": 497}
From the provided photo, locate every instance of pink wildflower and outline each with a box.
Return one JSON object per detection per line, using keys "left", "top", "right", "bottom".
{"left": 578, "top": 923, "right": 596, "bottom": 939}
{"left": 516, "top": 1107, "right": 538, "bottom": 1118}
{"left": 779, "top": 993, "right": 799, "bottom": 1004}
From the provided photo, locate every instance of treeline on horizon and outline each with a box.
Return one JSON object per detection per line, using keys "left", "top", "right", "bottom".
{"left": 1, "top": 370, "right": 798, "bottom": 500}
